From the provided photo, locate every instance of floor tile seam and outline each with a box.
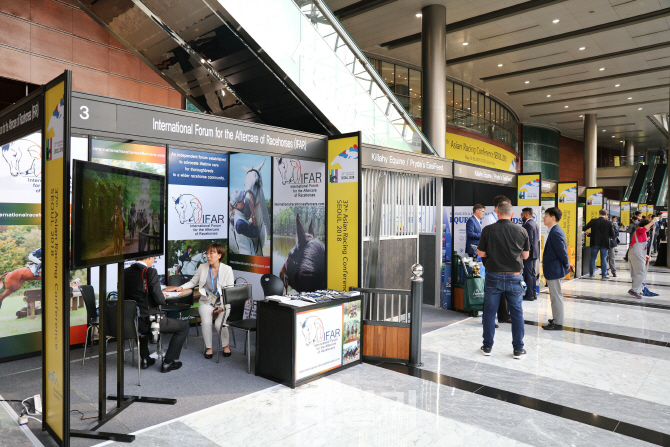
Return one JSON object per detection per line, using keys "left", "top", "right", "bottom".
{"left": 632, "top": 358, "right": 661, "bottom": 399}
{"left": 422, "top": 316, "right": 474, "bottom": 336}
{"left": 581, "top": 278, "right": 670, "bottom": 287}
{"left": 522, "top": 319, "right": 670, "bottom": 348}
{"left": 522, "top": 308, "right": 670, "bottom": 334}
{"left": 545, "top": 293, "right": 670, "bottom": 310}
{"left": 373, "top": 363, "right": 670, "bottom": 446}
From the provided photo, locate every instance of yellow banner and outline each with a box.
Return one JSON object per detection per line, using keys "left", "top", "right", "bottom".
{"left": 518, "top": 173, "right": 541, "bottom": 206}
{"left": 557, "top": 183, "right": 578, "bottom": 278}
{"left": 327, "top": 135, "right": 359, "bottom": 291}
{"left": 585, "top": 188, "right": 603, "bottom": 247}
{"left": 44, "top": 80, "right": 66, "bottom": 441}
{"left": 621, "top": 202, "right": 630, "bottom": 227}
{"left": 648, "top": 206, "right": 654, "bottom": 216}
{"left": 446, "top": 133, "right": 517, "bottom": 172}
{"left": 639, "top": 204, "right": 647, "bottom": 214}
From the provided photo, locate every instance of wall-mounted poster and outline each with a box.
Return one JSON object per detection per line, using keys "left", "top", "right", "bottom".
{"left": 228, "top": 153, "right": 271, "bottom": 303}
{"left": 342, "top": 300, "right": 361, "bottom": 365}
{"left": 272, "top": 158, "right": 326, "bottom": 294}
{"left": 167, "top": 149, "right": 228, "bottom": 277}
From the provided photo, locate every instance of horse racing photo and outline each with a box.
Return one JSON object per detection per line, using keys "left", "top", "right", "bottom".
{"left": 272, "top": 158, "right": 326, "bottom": 294}
{"left": 79, "top": 166, "right": 163, "bottom": 264}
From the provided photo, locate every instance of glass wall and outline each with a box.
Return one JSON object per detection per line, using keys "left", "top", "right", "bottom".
{"left": 369, "top": 58, "right": 519, "bottom": 152}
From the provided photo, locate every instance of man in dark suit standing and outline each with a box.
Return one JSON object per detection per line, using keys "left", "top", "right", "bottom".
{"left": 583, "top": 209, "right": 615, "bottom": 278}
{"left": 521, "top": 208, "right": 540, "bottom": 301}
{"left": 542, "top": 208, "right": 574, "bottom": 330}
{"left": 465, "top": 204, "right": 485, "bottom": 258}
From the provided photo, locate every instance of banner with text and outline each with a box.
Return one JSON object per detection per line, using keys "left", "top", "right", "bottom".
{"left": 167, "top": 149, "right": 228, "bottom": 276}
{"left": 558, "top": 183, "right": 578, "bottom": 278}
{"left": 446, "top": 133, "right": 518, "bottom": 173}
{"left": 42, "top": 73, "right": 70, "bottom": 445}
{"left": 295, "top": 303, "right": 345, "bottom": 382}
{"left": 272, "top": 158, "right": 326, "bottom": 294}
{"left": 517, "top": 173, "right": 541, "bottom": 206}
{"left": 327, "top": 134, "right": 359, "bottom": 291}
{"left": 621, "top": 202, "right": 630, "bottom": 227}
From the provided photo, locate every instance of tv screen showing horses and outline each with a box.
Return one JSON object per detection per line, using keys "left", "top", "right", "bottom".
{"left": 72, "top": 160, "right": 165, "bottom": 269}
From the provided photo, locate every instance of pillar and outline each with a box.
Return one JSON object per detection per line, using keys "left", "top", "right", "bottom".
{"left": 625, "top": 140, "right": 634, "bottom": 165}
{"left": 583, "top": 114, "right": 597, "bottom": 187}
{"left": 421, "top": 5, "right": 446, "bottom": 157}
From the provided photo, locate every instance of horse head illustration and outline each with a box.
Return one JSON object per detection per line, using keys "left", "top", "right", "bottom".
{"left": 301, "top": 316, "right": 324, "bottom": 346}
{"left": 172, "top": 194, "right": 203, "bottom": 224}
{"left": 280, "top": 214, "right": 326, "bottom": 292}
{"left": 277, "top": 158, "right": 302, "bottom": 185}
{"left": 2, "top": 137, "right": 41, "bottom": 177}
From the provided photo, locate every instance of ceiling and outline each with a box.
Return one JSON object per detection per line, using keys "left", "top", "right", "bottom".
{"left": 323, "top": 0, "right": 670, "bottom": 153}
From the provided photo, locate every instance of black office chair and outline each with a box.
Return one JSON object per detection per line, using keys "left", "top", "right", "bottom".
{"left": 260, "top": 274, "right": 285, "bottom": 297}
{"left": 80, "top": 285, "right": 99, "bottom": 366}
{"left": 104, "top": 300, "right": 145, "bottom": 385}
{"left": 224, "top": 285, "right": 256, "bottom": 373}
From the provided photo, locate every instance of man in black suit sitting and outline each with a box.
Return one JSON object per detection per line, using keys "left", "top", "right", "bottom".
{"left": 124, "top": 257, "right": 189, "bottom": 373}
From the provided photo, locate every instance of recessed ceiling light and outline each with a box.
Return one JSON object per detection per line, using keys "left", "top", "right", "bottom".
{"left": 553, "top": 19, "right": 560, "bottom": 23}
{"left": 599, "top": 68, "right": 605, "bottom": 71}
{"left": 579, "top": 47, "right": 586, "bottom": 50}
{"left": 638, "top": 107, "right": 643, "bottom": 110}
{"left": 463, "top": 42, "right": 468, "bottom": 46}
{"left": 615, "top": 84, "right": 620, "bottom": 87}
{"left": 416, "top": 13, "right": 422, "bottom": 17}
{"left": 564, "top": 105, "right": 569, "bottom": 108}
{"left": 547, "top": 95, "right": 551, "bottom": 97}
{"left": 611, "top": 135, "right": 615, "bottom": 138}
{"left": 525, "top": 81, "right": 530, "bottom": 84}
{"left": 602, "top": 130, "right": 606, "bottom": 132}
{"left": 498, "top": 63, "right": 503, "bottom": 67}
{"left": 579, "top": 115, "right": 584, "bottom": 117}
{"left": 200, "top": 58, "right": 206, "bottom": 63}
{"left": 620, "top": 140, "right": 624, "bottom": 143}
{"left": 628, "top": 97, "right": 632, "bottom": 100}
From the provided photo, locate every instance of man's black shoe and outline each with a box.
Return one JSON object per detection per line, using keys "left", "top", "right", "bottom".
{"left": 481, "top": 346, "right": 492, "bottom": 356}
{"left": 513, "top": 349, "right": 526, "bottom": 359}
{"left": 542, "top": 323, "right": 563, "bottom": 331}
{"left": 161, "top": 360, "right": 182, "bottom": 373}
{"left": 140, "top": 358, "right": 155, "bottom": 369}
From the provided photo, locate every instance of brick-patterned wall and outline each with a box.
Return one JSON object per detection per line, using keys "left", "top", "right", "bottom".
{"left": 0, "top": 0, "right": 182, "bottom": 108}
{"left": 559, "top": 136, "right": 584, "bottom": 184}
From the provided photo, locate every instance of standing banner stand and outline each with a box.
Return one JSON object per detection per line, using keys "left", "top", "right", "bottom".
{"left": 42, "top": 70, "right": 71, "bottom": 447}
{"left": 621, "top": 201, "right": 631, "bottom": 228}
{"left": 517, "top": 173, "right": 542, "bottom": 293}
{"left": 558, "top": 183, "right": 578, "bottom": 279}
{"left": 326, "top": 133, "right": 361, "bottom": 291}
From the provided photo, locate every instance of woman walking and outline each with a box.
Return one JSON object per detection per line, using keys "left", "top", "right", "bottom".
{"left": 628, "top": 217, "right": 659, "bottom": 298}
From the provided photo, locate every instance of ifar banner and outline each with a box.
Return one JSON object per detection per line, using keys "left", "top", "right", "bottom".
{"left": 327, "top": 133, "right": 359, "bottom": 291}
{"left": 585, "top": 188, "right": 603, "bottom": 247}
{"left": 42, "top": 71, "right": 71, "bottom": 445}
{"left": 517, "top": 173, "right": 541, "bottom": 206}
{"left": 621, "top": 202, "right": 630, "bottom": 227}
{"left": 557, "top": 182, "right": 578, "bottom": 279}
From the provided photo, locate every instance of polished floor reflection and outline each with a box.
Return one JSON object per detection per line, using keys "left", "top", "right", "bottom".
{"left": 100, "top": 252, "right": 669, "bottom": 447}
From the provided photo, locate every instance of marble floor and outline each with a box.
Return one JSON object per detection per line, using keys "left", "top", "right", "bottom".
{"left": 93, "top": 255, "right": 670, "bottom": 447}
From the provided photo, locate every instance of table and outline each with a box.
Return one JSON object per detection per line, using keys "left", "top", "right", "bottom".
{"left": 255, "top": 295, "right": 363, "bottom": 388}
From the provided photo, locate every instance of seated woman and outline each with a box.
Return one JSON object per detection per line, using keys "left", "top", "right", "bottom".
{"left": 165, "top": 243, "right": 234, "bottom": 359}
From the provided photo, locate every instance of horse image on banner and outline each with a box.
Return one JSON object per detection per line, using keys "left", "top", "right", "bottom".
{"left": 300, "top": 316, "right": 325, "bottom": 346}
{"left": 279, "top": 214, "right": 325, "bottom": 293}
{"left": 172, "top": 194, "right": 203, "bottom": 224}
{"left": 277, "top": 158, "right": 301, "bottom": 185}
{"left": 2, "top": 137, "right": 41, "bottom": 178}
{"left": 229, "top": 159, "right": 270, "bottom": 256}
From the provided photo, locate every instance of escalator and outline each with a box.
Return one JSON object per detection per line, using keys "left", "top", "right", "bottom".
{"left": 646, "top": 164, "right": 666, "bottom": 205}
{"left": 74, "top": 0, "right": 435, "bottom": 154}
{"left": 624, "top": 163, "right": 648, "bottom": 202}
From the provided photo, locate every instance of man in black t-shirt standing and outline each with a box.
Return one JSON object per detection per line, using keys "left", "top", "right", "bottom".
{"left": 478, "top": 202, "right": 530, "bottom": 359}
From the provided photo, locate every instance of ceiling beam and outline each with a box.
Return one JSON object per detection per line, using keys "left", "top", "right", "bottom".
{"left": 529, "top": 97, "right": 669, "bottom": 117}
{"left": 333, "top": 0, "right": 399, "bottom": 21}
{"left": 523, "top": 84, "right": 670, "bottom": 107}
{"left": 380, "top": 0, "right": 568, "bottom": 50}
{"left": 447, "top": 7, "right": 670, "bottom": 65}
{"left": 507, "top": 65, "right": 670, "bottom": 95}
{"left": 481, "top": 42, "right": 670, "bottom": 81}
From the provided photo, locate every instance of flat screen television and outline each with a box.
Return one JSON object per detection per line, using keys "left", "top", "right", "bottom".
{"left": 72, "top": 160, "right": 165, "bottom": 269}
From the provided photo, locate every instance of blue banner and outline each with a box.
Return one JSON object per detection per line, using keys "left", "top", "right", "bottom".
{"left": 168, "top": 148, "right": 228, "bottom": 187}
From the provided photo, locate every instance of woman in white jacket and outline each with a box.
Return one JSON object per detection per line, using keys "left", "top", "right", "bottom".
{"left": 165, "top": 243, "right": 234, "bottom": 359}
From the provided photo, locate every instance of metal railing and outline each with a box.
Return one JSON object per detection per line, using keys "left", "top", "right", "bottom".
{"left": 448, "top": 106, "right": 518, "bottom": 151}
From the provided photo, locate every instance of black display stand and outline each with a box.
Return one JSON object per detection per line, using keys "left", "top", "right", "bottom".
{"left": 255, "top": 297, "right": 363, "bottom": 389}
{"left": 70, "top": 263, "right": 176, "bottom": 443}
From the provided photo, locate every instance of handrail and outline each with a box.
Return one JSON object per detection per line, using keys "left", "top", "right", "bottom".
{"left": 624, "top": 163, "right": 641, "bottom": 201}
{"left": 637, "top": 157, "right": 657, "bottom": 203}
{"left": 656, "top": 167, "right": 668, "bottom": 207}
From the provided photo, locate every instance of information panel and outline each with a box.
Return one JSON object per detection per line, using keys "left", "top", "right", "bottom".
{"left": 585, "top": 188, "right": 603, "bottom": 247}
{"left": 621, "top": 202, "right": 630, "bottom": 227}
{"left": 517, "top": 173, "right": 541, "bottom": 206}
{"left": 42, "top": 71, "right": 71, "bottom": 445}
{"left": 558, "top": 182, "right": 578, "bottom": 279}
{"left": 327, "top": 133, "right": 359, "bottom": 291}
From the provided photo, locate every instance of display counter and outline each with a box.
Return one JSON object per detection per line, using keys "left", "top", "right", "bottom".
{"left": 255, "top": 295, "right": 362, "bottom": 388}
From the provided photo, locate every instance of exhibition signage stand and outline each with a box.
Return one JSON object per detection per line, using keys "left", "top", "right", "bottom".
{"left": 557, "top": 182, "right": 579, "bottom": 279}
{"left": 255, "top": 295, "right": 363, "bottom": 388}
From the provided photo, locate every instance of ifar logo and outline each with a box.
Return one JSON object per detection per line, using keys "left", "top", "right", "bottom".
{"left": 300, "top": 316, "right": 340, "bottom": 346}
{"left": 172, "top": 194, "right": 225, "bottom": 224}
